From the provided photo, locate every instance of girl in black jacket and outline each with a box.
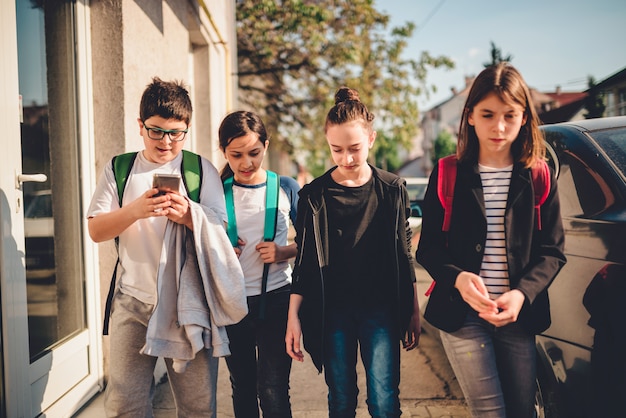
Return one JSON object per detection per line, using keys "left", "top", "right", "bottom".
{"left": 416, "top": 63, "right": 566, "bottom": 418}
{"left": 286, "top": 87, "right": 421, "bottom": 417}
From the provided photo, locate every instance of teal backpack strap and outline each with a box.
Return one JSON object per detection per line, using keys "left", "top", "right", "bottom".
{"left": 259, "top": 171, "right": 280, "bottom": 319}
{"left": 181, "top": 150, "right": 202, "bottom": 203}
{"left": 223, "top": 176, "right": 239, "bottom": 246}
{"left": 263, "top": 171, "right": 280, "bottom": 241}
{"left": 222, "top": 171, "right": 280, "bottom": 319}
{"left": 223, "top": 171, "right": 278, "bottom": 246}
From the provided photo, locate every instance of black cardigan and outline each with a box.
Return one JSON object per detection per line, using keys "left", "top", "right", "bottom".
{"left": 291, "top": 165, "right": 416, "bottom": 372}
{"left": 416, "top": 159, "right": 566, "bottom": 334}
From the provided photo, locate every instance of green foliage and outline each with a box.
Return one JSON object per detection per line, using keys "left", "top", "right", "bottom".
{"left": 372, "top": 131, "right": 402, "bottom": 172}
{"left": 584, "top": 76, "right": 606, "bottom": 119}
{"left": 432, "top": 130, "right": 456, "bottom": 165}
{"left": 236, "top": 0, "right": 453, "bottom": 169}
{"left": 483, "top": 41, "right": 513, "bottom": 67}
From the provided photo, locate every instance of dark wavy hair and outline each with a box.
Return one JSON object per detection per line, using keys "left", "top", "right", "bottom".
{"left": 139, "top": 77, "right": 192, "bottom": 125}
{"left": 457, "top": 63, "right": 545, "bottom": 168}
{"left": 218, "top": 110, "right": 269, "bottom": 181}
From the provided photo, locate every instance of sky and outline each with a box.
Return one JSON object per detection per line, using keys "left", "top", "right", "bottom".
{"left": 380, "top": 0, "right": 626, "bottom": 110}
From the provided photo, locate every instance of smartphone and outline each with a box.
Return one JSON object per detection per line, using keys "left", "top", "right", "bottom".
{"left": 152, "top": 173, "right": 181, "bottom": 197}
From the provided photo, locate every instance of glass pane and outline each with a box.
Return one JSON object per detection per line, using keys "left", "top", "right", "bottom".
{"left": 17, "top": 0, "right": 86, "bottom": 361}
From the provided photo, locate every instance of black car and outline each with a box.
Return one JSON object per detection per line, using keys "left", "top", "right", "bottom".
{"left": 535, "top": 116, "right": 626, "bottom": 417}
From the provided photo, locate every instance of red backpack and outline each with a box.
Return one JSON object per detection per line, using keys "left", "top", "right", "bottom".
{"left": 425, "top": 154, "right": 551, "bottom": 296}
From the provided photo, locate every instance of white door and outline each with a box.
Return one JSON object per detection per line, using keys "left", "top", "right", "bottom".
{"left": 1, "top": 1, "right": 100, "bottom": 416}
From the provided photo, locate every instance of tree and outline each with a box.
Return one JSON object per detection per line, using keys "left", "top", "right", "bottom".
{"left": 432, "top": 130, "right": 456, "bottom": 165}
{"left": 584, "top": 76, "right": 606, "bottom": 119}
{"left": 483, "top": 41, "right": 513, "bottom": 67}
{"left": 236, "top": 0, "right": 453, "bottom": 175}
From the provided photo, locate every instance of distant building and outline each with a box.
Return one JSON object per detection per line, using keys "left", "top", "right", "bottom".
{"left": 538, "top": 87, "right": 588, "bottom": 124}
{"left": 591, "top": 67, "right": 626, "bottom": 117}
{"left": 414, "top": 76, "right": 475, "bottom": 176}
{"left": 415, "top": 67, "right": 626, "bottom": 176}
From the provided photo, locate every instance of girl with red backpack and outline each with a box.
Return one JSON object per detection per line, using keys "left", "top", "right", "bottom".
{"left": 416, "top": 63, "right": 566, "bottom": 418}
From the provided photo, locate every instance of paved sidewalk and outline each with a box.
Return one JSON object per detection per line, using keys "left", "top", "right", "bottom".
{"left": 75, "top": 267, "right": 471, "bottom": 417}
{"left": 76, "top": 336, "right": 470, "bottom": 418}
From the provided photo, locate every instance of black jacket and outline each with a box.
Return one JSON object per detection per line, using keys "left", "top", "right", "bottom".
{"left": 416, "top": 159, "right": 566, "bottom": 334}
{"left": 291, "top": 166, "right": 417, "bottom": 372}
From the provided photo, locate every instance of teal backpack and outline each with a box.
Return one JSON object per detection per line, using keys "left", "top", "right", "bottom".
{"left": 102, "top": 150, "right": 202, "bottom": 335}
{"left": 223, "top": 171, "right": 279, "bottom": 319}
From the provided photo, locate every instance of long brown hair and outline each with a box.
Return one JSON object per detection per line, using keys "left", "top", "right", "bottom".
{"left": 457, "top": 63, "right": 545, "bottom": 168}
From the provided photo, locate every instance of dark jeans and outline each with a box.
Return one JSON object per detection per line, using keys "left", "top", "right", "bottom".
{"left": 225, "top": 285, "right": 292, "bottom": 418}
{"left": 324, "top": 304, "right": 401, "bottom": 418}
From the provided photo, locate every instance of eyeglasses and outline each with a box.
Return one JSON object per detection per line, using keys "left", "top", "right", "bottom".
{"left": 143, "top": 122, "right": 188, "bottom": 142}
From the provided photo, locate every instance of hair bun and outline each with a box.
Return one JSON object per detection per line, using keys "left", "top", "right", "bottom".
{"left": 334, "top": 87, "right": 360, "bottom": 105}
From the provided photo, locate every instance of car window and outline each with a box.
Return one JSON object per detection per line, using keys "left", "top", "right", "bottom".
{"left": 591, "top": 127, "right": 626, "bottom": 181}
{"left": 555, "top": 150, "right": 615, "bottom": 218}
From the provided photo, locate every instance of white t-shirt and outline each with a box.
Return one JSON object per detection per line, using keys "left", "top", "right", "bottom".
{"left": 229, "top": 176, "right": 299, "bottom": 296}
{"left": 86, "top": 151, "right": 227, "bottom": 305}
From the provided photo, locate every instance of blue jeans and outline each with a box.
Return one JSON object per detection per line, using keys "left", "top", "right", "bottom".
{"left": 324, "top": 305, "right": 401, "bottom": 418}
{"left": 439, "top": 311, "right": 536, "bottom": 418}
{"left": 225, "top": 286, "right": 292, "bottom": 418}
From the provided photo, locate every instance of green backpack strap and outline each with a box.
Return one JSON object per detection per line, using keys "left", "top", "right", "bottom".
{"left": 112, "top": 152, "right": 138, "bottom": 206}
{"left": 181, "top": 149, "right": 202, "bottom": 203}
{"left": 104, "top": 150, "right": 202, "bottom": 335}
{"left": 105, "top": 152, "right": 138, "bottom": 335}
{"left": 113, "top": 150, "right": 202, "bottom": 204}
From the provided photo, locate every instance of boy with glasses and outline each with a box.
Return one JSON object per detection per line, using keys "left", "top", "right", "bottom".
{"left": 87, "top": 77, "right": 247, "bottom": 416}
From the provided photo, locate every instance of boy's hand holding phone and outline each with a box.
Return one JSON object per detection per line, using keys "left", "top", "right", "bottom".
{"left": 152, "top": 173, "right": 181, "bottom": 197}
{"left": 151, "top": 174, "right": 192, "bottom": 227}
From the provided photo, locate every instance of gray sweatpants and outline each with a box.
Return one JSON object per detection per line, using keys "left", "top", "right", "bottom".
{"left": 105, "top": 292, "right": 219, "bottom": 417}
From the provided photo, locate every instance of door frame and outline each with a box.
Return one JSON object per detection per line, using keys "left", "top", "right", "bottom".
{"left": 0, "top": 1, "right": 103, "bottom": 416}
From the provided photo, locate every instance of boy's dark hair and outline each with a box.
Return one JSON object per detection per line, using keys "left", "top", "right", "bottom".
{"left": 139, "top": 77, "right": 193, "bottom": 125}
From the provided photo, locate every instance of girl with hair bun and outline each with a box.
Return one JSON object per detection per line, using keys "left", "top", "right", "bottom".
{"left": 286, "top": 87, "right": 421, "bottom": 417}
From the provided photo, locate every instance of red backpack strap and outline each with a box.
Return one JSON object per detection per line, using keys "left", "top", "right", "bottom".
{"left": 438, "top": 155, "right": 458, "bottom": 232}
{"left": 426, "top": 155, "right": 458, "bottom": 298}
{"left": 531, "top": 159, "right": 551, "bottom": 230}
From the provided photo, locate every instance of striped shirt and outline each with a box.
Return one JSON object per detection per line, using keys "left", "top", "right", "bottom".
{"left": 479, "top": 164, "right": 513, "bottom": 299}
